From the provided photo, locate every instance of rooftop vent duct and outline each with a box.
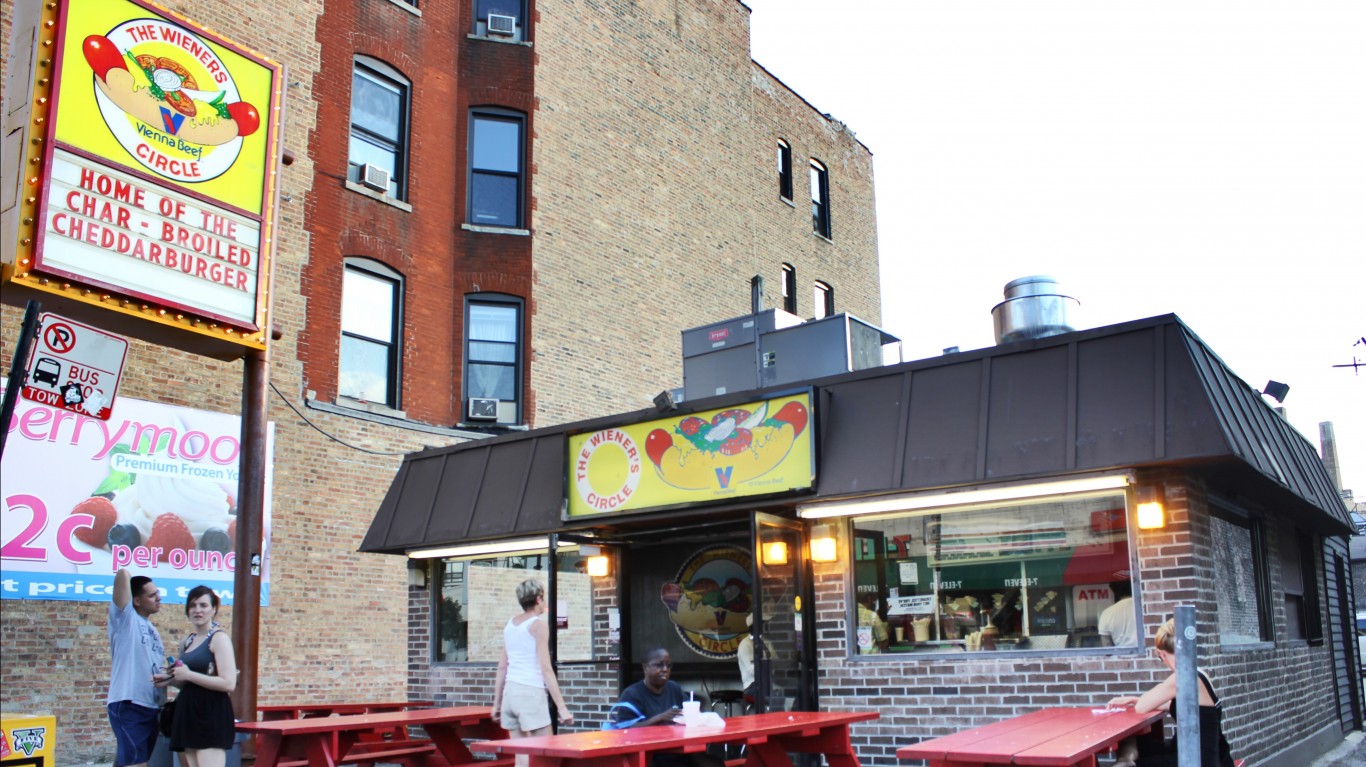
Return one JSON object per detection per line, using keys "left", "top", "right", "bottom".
{"left": 991, "top": 275, "right": 1079, "bottom": 344}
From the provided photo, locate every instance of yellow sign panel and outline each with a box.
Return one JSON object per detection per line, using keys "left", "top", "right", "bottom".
{"left": 567, "top": 392, "right": 814, "bottom": 517}
{"left": 3, "top": 0, "right": 283, "bottom": 354}
{"left": 0, "top": 713, "right": 55, "bottom": 765}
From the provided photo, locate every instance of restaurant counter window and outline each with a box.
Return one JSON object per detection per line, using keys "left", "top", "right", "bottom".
{"left": 436, "top": 548, "right": 597, "bottom": 662}
{"left": 849, "top": 488, "right": 1132, "bottom": 654}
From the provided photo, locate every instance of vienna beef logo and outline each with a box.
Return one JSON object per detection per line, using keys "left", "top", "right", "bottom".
{"left": 83, "top": 20, "right": 261, "bottom": 182}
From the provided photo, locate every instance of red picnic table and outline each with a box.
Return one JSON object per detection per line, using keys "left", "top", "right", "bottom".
{"left": 471, "top": 710, "right": 879, "bottom": 767}
{"left": 896, "top": 706, "right": 1164, "bottom": 767}
{"left": 258, "top": 701, "right": 434, "bottom": 721}
{"left": 237, "top": 705, "right": 509, "bottom": 767}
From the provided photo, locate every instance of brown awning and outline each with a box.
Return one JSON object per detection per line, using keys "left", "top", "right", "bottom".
{"left": 361, "top": 314, "right": 1351, "bottom": 555}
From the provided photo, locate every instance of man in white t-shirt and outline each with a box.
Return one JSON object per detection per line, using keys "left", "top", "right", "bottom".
{"left": 108, "top": 568, "right": 165, "bottom": 767}
{"left": 1098, "top": 580, "right": 1137, "bottom": 648}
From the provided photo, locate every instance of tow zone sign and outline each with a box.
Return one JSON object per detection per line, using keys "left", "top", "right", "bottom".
{"left": 21, "top": 313, "right": 128, "bottom": 420}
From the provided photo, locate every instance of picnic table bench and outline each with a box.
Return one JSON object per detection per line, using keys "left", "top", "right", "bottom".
{"left": 470, "top": 710, "right": 879, "bottom": 767}
{"left": 258, "top": 701, "right": 435, "bottom": 721}
{"left": 237, "top": 705, "right": 510, "bottom": 767}
{"left": 896, "top": 707, "right": 1164, "bottom": 767}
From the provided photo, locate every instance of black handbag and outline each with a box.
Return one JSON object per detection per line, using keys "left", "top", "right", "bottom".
{"left": 159, "top": 697, "right": 176, "bottom": 737}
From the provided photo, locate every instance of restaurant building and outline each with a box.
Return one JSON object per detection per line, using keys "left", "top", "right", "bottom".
{"left": 366, "top": 311, "right": 1357, "bottom": 767}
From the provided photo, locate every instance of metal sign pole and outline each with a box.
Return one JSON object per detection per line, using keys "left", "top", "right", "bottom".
{"left": 0, "top": 300, "right": 43, "bottom": 460}
{"left": 1174, "top": 605, "right": 1200, "bottom": 767}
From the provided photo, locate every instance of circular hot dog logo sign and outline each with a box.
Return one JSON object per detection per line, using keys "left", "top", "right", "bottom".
{"left": 660, "top": 544, "right": 754, "bottom": 658}
{"left": 82, "top": 21, "right": 262, "bottom": 183}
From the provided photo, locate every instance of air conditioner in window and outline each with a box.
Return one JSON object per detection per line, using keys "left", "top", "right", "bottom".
{"left": 487, "top": 14, "right": 517, "bottom": 35}
{"left": 359, "top": 163, "right": 390, "bottom": 193}
{"left": 467, "top": 397, "right": 500, "bottom": 421}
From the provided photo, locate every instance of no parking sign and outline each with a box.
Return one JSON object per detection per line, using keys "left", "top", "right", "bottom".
{"left": 20, "top": 313, "right": 127, "bottom": 420}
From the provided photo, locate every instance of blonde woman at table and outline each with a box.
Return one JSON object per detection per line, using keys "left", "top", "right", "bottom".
{"left": 1106, "top": 619, "right": 1235, "bottom": 767}
{"left": 492, "top": 580, "right": 573, "bottom": 766}
{"left": 154, "top": 585, "right": 238, "bottom": 767}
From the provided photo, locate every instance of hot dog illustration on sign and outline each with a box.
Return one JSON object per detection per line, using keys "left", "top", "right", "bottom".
{"left": 644, "top": 400, "right": 808, "bottom": 491}
{"left": 82, "top": 27, "right": 261, "bottom": 182}
{"left": 661, "top": 544, "right": 753, "bottom": 658}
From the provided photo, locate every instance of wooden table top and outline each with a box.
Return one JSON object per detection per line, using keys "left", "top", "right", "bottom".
{"left": 237, "top": 706, "right": 494, "bottom": 735}
{"left": 896, "top": 706, "right": 1164, "bottom": 766}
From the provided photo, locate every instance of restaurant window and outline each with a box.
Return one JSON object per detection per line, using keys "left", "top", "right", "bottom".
{"left": 1282, "top": 531, "right": 1321, "bottom": 642}
{"left": 349, "top": 59, "right": 408, "bottom": 199}
{"left": 464, "top": 295, "right": 522, "bottom": 423}
{"left": 777, "top": 139, "right": 793, "bottom": 201}
{"left": 813, "top": 281, "right": 833, "bottom": 319}
{"left": 469, "top": 110, "right": 524, "bottom": 228}
{"left": 339, "top": 259, "right": 402, "bottom": 408}
{"left": 474, "top": 0, "right": 526, "bottom": 41}
{"left": 848, "top": 487, "right": 1133, "bottom": 655}
{"left": 1211, "top": 505, "right": 1271, "bottom": 645}
{"left": 810, "top": 159, "right": 831, "bottom": 238}
{"left": 781, "top": 263, "right": 797, "bottom": 314}
{"left": 435, "top": 548, "right": 596, "bottom": 663}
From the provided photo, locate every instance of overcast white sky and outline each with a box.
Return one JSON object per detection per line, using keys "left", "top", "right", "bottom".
{"left": 743, "top": 1, "right": 1366, "bottom": 501}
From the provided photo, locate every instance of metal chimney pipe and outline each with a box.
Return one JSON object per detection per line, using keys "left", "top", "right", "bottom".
{"left": 991, "top": 276, "right": 1079, "bottom": 344}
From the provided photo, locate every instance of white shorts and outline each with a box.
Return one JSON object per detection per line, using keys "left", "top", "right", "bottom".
{"left": 501, "top": 681, "right": 551, "bottom": 732}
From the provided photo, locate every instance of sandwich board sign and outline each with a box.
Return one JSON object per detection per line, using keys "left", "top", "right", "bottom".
{"left": 21, "top": 313, "right": 128, "bottom": 420}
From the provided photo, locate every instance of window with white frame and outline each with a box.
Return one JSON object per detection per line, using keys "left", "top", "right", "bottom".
{"left": 781, "top": 263, "right": 797, "bottom": 315}
{"left": 435, "top": 548, "right": 596, "bottom": 663}
{"left": 474, "top": 0, "right": 526, "bottom": 41}
{"left": 349, "top": 59, "right": 408, "bottom": 198}
{"left": 340, "top": 259, "right": 402, "bottom": 407}
{"left": 810, "top": 159, "right": 831, "bottom": 238}
{"left": 469, "top": 111, "right": 525, "bottom": 228}
{"left": 464, "top": 295, "right": 522, "bottom": 422}
{"left": 777, "top": 139, "right": 793, "bottom": 201}
{"left": 813, "top": 281, "right": 833, "bottom": 319}
{"left": 847, "top": 487, "right": 1134, "bottom": 655}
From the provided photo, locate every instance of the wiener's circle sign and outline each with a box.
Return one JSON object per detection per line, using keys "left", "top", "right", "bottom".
{"left": 566, "top": 392, "right": 814, "bottom": 517}
{"left": 53, "top": 0, "right": 278, "bottom": 215}
{"left": 661, "top": 544, "right": 753, "bottom": 658}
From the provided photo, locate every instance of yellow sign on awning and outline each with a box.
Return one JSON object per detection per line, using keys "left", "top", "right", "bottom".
{"left": 567, "top": 392, "right": 814, "bottom": 518}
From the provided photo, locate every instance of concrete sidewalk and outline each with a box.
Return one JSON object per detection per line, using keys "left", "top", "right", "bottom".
{"left": 1310, "top": 730, "right": 1366, "bottom": 767}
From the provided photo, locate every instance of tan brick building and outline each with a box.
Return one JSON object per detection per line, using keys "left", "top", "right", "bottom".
{"left": 0, "top": 0, "right": 879, "bottom": 762}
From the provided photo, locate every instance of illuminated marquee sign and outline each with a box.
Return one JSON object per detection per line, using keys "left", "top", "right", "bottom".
{"left": 1, "top": 0, "right": 282, "bottom": 354}
{"left": 566, "top": 391, "right": 814, "bottom": 518}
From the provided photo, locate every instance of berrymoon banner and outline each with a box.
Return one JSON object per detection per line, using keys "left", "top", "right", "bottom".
{"left": 1, "top": 382, "right": 273, "bottom": 603}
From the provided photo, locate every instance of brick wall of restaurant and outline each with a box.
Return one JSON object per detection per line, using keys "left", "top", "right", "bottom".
{"left": 814, "top": 470, "right": 1343, "bottom": 767}
{"left": 408, "top": 568, "right": 624, "bottom": 729}
{"left": 528, "top": 0, "right": 881, "bottom": 426}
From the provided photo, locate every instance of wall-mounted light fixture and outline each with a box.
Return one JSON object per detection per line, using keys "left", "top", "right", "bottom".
{"left": 1136, "top": 485, "right": 1165, "bottom": 529}
{"left": 586, "top": 555, "right": 610, "bottom": 577}
{"left": 762, "top": 541, "right": 789, "bottom": 566}
{"left": 809, "top": 525, "right": 839, "bottom": 563}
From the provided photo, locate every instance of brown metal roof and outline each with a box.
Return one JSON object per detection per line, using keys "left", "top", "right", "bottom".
{"left": 360, "top": 314, "right": 1351, "bottom": 554}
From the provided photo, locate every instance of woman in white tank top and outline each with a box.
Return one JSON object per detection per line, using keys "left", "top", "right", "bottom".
{"left": 492, "top": 579, "right": 573, "bottom": 765}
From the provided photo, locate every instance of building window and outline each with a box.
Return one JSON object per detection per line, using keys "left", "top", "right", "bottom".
{"left": 781, "top": 263, "right": 797, "bottom": 315}
{"left": 777, "top": 139, "right": 793, "bottom": 201}
{"left": 349, "top": 59, "right": 408, "bottom": 198}
{"left": 813, "top": 281, "right": 834, "bottom": 319}
{"left": 1282, "top": 532, "right": 1321, "bottom": 642}
{"left": 464, "top": 295, "right": 522, "bottom": 422}
{"left": 848, "top": 486, "right": 1133, "bottom": 655}
{"left": 469, "top": 111, "right": 524, "bottom": 228}
{"left": 810, "top": 159, "right": 831, "bottom": 238}
{"left": 436, "top": 547, "right": 596, "bottom": 663}
{"left": 474, "top": 0, "right": 526, "bottom": 41}
{"left": 1211, "top": 505, "right": 1271, "bottom": 645}
{"left": 340, "top": 259, "right": 402, "bottom": 407}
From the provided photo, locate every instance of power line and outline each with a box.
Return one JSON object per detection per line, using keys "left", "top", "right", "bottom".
{"left": 268, "top": 381, "right": 409, "bottom": 456}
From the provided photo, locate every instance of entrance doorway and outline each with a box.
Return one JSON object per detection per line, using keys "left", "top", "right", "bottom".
{"left": 751, "top": 512, "right": 817, "bottom": 712}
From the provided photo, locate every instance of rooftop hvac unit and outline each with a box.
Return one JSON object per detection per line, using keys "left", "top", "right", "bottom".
{"left": 467, "top": 397, "right": 499, "bottom": 421}
{"left": 359, "top": 163, "right": 390, "bottom": 193}
{"left": 487, "top": 14, "right": 517, "bottom": 35}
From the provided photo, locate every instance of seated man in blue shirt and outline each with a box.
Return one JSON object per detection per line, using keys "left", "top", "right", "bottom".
{"left": 615, "top": 648, "right": 723, "bottom": 767}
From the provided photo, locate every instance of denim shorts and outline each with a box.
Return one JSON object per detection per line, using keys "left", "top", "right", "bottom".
{"left": 108, "top": 701, "right": 160, "bottom": 767}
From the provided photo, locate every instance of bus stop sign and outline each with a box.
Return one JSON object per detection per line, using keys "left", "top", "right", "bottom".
{"left": 21, "top": 313, "right": 128, "bottom": 420}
